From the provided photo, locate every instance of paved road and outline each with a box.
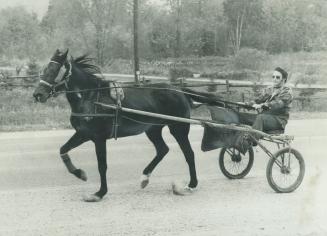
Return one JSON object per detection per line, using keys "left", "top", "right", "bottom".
{"left": 0, "top": 119, "right": 326, "bottom": 236}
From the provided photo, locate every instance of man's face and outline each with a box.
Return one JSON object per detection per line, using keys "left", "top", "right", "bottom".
{"left": 272, "top": 70, "right": 284, "bottom": 87}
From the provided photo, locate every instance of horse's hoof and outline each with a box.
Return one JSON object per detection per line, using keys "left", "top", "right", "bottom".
{"left": 140, "top": 174, "right": 150, "bottom": 189}
{"left": 79, "top": 170, "right": 87, "bottom": 181}
{"left": 172, "top": 182, "right": 196, "bottom": 196}
{"left": 74, "top": 169, "right": 87, "bottom": 181}
{"left": 83, "top": 194, "right": 102, "bottom": 202}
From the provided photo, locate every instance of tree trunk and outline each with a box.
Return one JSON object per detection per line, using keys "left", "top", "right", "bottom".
{"left": 230, "top": 7, "right": 246, "bottom": 55}
{"left": 174, "top": 0, "right": 182, "bottom": 58}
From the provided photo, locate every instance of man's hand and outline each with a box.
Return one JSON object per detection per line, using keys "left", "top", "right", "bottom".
{"left": 252, "top": 103, "right": 270, "bottom": 112}
{"left": 252, "top": 104, "right": 263, "bottom": 110}
{"left": 261, "top": 102, "right": 269, "bottom": 110}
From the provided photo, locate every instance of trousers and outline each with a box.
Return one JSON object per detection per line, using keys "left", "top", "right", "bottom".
{"left": 237, "top": 112, "right": 284, "bottom": 133}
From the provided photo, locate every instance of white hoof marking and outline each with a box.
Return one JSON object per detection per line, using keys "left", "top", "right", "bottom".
{"left": 140, "top": 174, "right": 150, "bottom": 189}
{"left": 172, "top": 182, "right": 196, "bottom": 196}
{"left": 83, "top": 194, "right": 102, "bottom": 202}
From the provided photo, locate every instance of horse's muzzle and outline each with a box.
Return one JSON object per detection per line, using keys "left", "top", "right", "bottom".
{"left": 33, "top": 83, "right": 53, "bottom": 103}
{"left": 33, "top": 90, "right": 48, "bottom": 103}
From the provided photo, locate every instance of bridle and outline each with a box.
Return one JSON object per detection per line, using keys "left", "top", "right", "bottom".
{"left": 39, "top": 60, "right": 72, "bottom": 96}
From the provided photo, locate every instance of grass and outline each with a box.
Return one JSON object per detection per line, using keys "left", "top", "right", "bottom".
{"left": 0, "top": 88, "right": 70, "bottom": 131}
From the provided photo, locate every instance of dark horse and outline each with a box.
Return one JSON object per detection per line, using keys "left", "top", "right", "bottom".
{"left": 33, "top": 49, "right": 198, "bottom": 202}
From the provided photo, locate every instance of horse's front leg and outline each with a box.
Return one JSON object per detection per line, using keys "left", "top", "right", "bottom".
{"left": 60, "top": 132, "right": 89, "bottom": 181}
{"left": 84, "top": 138, "right": 108, "bottom": 202}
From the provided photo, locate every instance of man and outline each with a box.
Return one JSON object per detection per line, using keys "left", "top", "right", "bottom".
{"left": 241, "top": 67, "right": 293, "bottom": 137}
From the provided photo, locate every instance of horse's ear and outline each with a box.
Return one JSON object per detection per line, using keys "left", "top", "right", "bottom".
{"left": 52, "top": 49, "right": 60, "bottom": 57}
{"left": 63, "top": 49, "right": 69, "bottom": 59}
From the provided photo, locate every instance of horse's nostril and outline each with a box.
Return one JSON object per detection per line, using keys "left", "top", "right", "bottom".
{"left": 33, "top": 93, "right": 42, "bottom": 102}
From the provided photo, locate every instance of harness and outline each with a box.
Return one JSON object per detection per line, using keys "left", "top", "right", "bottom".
{"left": 39, "top": 60, "right": 72, "bottom": 96}
{"left": 40, "top": 60, "right": 124, "bottom": 139}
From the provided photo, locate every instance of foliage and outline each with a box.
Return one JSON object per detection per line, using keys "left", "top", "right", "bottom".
{"left": 233, "top": 48, "right": 268, "bottom": 71}
{"left": 0, "top": 6, "right": 45, "bottom": 60}
{"left": 26, "top": 58, "right": 40, "bottom": 76}
{"left": 294, "top": 65, "right": 320, "bottom": 86}
{"left": 0, "top": 0, "right": 326, "bottom": 66}
{"left": 169, "top": 67, "right": 194, "bottom": 82}
{"left": 223, "top": 0, "right": 265, "bottom": 54}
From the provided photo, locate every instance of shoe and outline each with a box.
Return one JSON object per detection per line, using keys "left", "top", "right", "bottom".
{"left": 235, "top": 134, "right": 251, "bottom": 153}
{"left": 244, "top": 133, "right": 258, "bottom": 147}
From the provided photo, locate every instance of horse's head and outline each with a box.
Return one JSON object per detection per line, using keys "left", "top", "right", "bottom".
{"left": 33, "top": 49, "right": 70, "bottom": 103}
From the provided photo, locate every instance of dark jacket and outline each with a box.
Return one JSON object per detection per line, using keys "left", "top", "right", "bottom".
{"left": 251, "top": 85, "right": 293, "bottom": 128}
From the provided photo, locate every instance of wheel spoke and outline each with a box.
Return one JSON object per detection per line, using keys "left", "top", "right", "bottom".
{"left": 223, "top": 149, "right": 249, "bottom": 175}
{"left": 270, "top": 153, "right": 301, "bottom": 189}
{"left": 220, "top": 147, "right": 254, "bottom": 179}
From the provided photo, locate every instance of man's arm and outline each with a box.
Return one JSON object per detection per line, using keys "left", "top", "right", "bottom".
{"left": 246, "top": 87, "right": 271, "bottom": 106}
{"left": 266, "top": 87, "right": 293, "bottom": 111}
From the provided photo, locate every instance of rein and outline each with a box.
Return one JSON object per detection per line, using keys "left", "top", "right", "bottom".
{"left": 51, "top": 82, "right": 246, "bottom": 108}
{"left": 40, "top": 59, "right": 252, "bottom": 111}
{"left": 50, "top": 82, "right": 255, "bottom": 114}
{"left": 61, "top": 85, "right": 253, "bottom": 110}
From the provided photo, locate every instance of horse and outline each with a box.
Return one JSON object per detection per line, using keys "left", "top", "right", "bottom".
{"left": 33, "top": 49, "right": 198, "bottom": 202}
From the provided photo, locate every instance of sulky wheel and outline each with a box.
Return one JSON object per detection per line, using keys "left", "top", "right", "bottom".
{"left": 219, "top": 146, "right": 254, "bottom": 179}
{"left": 266, "top": 147, "right": 305, "bottom": 193}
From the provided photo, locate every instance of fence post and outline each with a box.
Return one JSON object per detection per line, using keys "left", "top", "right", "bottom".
{"left": 226, "top": 79, "right": 230, "bottom": 100}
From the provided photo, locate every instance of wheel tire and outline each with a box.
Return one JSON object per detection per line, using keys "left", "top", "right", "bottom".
{"left": 266, "top": 147, "right": 305, "bottom": 193}
{"left": 219, "top": 146, "right": 254, "bottom": 179}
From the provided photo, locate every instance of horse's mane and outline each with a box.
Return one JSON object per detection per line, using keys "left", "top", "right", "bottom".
{"left": 72, "top": 55, "right": 106, "bottom": 85}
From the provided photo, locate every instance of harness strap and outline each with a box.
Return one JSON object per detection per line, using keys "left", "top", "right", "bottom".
{"left": 40, "top": 61, "right": 72, "bottom": 94}
{"left": 71, "top": 112, "right": 115, "bottom": 117}
{"left": 111, "top": 83, "right": 122, "bottom": 140}
{"left": 39, "top": 79, "right": 53, "bottom": 88}
{"left": 50, "top": 60, "right": 62, "bottom": 65}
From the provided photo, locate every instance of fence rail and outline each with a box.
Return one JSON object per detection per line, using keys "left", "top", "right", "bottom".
{"left": 1, "top": 72, "right": 327, "bottom": 91}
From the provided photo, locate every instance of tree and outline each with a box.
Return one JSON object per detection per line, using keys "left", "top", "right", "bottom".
{"left": 41, "top": 0, "right": 91, "bottom": 57}
{"left": 167, "top": 0, "right": 183, "bottom": 57}
{"left": 223, "top": 0, "right": 264, "bottom": 54}
{"left": 263, "top": 0, "right": 322, "bottom": 53}
{"left": 78, "top": 0, "right": 130, "bottom": 66}
{"left": 0, "top": 6, "right": 44, "bottom": 60}
{"left": 41, "top": 0, "right": 131, "bottom": 66}
{"left": 140, "top": 3, "right": 174, "bottom": 58}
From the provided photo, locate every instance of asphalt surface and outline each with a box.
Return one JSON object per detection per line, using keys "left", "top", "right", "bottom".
{"left": 0, "top": 119, "right": 326, "bottom": 236}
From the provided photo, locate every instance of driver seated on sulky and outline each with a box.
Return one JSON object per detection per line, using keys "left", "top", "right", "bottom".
{"left": 240, "top": 67, "right": 293, "bottom": 138}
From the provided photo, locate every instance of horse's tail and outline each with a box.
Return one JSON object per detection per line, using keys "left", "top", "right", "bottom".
{"left": 182, "top": 88, "right": 225, "bottom": 107}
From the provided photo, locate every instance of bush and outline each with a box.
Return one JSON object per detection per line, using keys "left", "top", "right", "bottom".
{"left": 169, "top": 67, "right": 194, "bottom": 82}
{"left": 233, "top": 48, "right": 268, "bottom": 71}
{"left": 294, "top": 65, "right": 320, "bottom": 86}
{"left": 26, "top": 58, "right": 41, "bottom": 76}
{"left": 201, "top": 69, "right": 260, "bottom": 81}
{"left": 105, "top": 59, "right": 133, "bottom": 74}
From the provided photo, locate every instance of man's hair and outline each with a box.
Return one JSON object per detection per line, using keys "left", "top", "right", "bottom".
{"left": 274, "top": 67, "right": 288, "bottom": 81}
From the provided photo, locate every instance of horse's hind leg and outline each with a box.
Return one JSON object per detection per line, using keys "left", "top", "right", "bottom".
{"left": 169, "top": 123, "right": 198, "bottom": 189}
{"left": 60, "top": 131, "right": 89, "bottom": 181}
{"left": 141, "top": 126, "right": 169, "bottom": 188}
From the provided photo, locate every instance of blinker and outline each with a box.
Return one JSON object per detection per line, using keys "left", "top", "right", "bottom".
{"left": 54, "top": 66, "right": 67, "bottom": 83}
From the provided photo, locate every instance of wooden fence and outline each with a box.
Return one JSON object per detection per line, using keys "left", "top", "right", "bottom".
{"left": 1, "top": 73, "right": 326, "bottom": 110}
